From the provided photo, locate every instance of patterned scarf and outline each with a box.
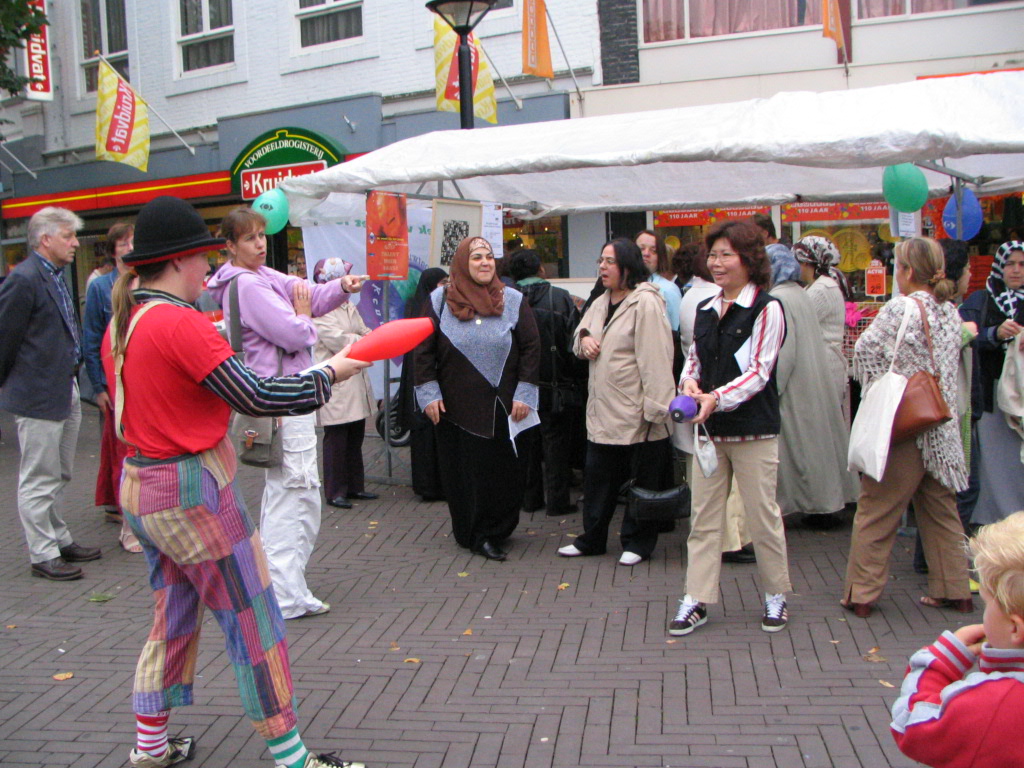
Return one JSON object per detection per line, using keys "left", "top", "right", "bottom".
{"left": 793, "top": 235, "right": 850, "bottom": 298}
{"left": 986, "top": 240, "right": 1024, "bottom": 318}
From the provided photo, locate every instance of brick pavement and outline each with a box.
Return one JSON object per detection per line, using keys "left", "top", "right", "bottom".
{"left": 0, "top": 406, "right": 974, "bottom": 767}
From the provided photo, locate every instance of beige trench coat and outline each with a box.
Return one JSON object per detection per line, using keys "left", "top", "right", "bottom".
{"left": 573, "top": 281, "right": 675, "bottom": 445}
{"left": 312, "top": 303, "right": 375, "bottom": 427}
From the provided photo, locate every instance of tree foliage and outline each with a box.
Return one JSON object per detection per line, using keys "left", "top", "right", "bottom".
{"left": 0, "top": 1, "right": 49, "bottom": 98}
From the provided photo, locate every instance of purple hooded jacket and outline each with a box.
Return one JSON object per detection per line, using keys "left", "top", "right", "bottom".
{"left": 207, "top": 262, "right": 348, "bottom": 377}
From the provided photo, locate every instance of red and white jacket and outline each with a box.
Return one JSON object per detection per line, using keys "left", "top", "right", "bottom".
{"left": 891, "top": 630, "right": 1024, "bottom": 768}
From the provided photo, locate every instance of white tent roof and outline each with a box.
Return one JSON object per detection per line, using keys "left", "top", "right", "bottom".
{"left": 280, "top": 71, "right": 1024, "bottom": 222}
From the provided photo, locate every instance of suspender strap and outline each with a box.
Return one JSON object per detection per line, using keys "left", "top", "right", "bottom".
{"left": 113, "top": 301, "right": 168, "bottom": 449}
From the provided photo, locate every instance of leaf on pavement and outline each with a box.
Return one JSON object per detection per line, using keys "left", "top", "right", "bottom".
{"left": 879, "top": 680, "right": 895, "bottom": 688}
{"left": 557, "top": 583, "right": 570, "bottom": 591}
{"left": 52, "top": 672, "right": 74, "bottom": 681}
{"left": 404, "top": 658, "right": 420, "bottom": 664}
{"left": 87, "top": 593, "right": 115, "bottom": 603}
{"left": 462, "top": 628, "right": 473, "bottom": 635}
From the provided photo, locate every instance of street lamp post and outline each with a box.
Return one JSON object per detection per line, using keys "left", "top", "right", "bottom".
{"left": 426, "top": 0, "right": 496, "bottom": 129}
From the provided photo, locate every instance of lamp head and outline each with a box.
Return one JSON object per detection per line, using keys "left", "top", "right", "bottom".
{"left": 426, "top": 0, "right": 496, "bottom": 32}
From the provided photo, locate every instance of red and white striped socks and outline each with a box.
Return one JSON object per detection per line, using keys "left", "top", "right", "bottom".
{"left": 135, "top": 712, "right": 171, "bottom": 757}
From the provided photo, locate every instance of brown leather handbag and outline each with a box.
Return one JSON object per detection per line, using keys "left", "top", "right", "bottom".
{"left": 891, "top": 298, "right": 953, "bottom": 444}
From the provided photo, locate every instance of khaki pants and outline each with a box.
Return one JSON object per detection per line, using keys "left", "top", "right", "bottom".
{"left": 844, "top": 438, "right": 970, "bottom": 606}
{"left": 686, "top": 438, "right": 791, "bottom": 604}
{"left": 684, "top": 453, "right": 750, "bottom": 552}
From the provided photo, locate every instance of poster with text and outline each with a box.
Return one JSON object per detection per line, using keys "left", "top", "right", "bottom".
{"left": 366, "top": 191, "right": 409, "bottom": 280}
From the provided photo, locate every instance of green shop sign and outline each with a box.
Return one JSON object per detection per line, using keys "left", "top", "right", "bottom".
{"left": 231, "top": 127, "right": 345, "bottom": 200}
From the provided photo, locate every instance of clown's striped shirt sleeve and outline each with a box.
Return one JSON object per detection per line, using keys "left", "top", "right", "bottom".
{"left": 202, "top": 355, "right": 332, "bottom": 416}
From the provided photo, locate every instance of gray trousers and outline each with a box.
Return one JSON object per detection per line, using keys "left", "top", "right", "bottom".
{"left": 14, "top": 379, "right": 81, "bottom": 563}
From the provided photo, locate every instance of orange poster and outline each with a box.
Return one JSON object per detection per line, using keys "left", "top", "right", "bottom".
{"left": 366, "top": 191, "right": 409, "bottom": 280}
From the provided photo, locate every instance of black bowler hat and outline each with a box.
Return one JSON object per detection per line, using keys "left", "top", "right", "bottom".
{"left": 123, "top": 195, "right": 225, "bottom": 266}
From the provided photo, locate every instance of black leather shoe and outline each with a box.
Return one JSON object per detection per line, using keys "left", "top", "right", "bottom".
{"left": 347, "top": 491, "right": 379, "bottom": 501}
{"left": 31, "top": 557, "right": 83, "bottom": 581}
{"left": 472, "top": 541, "right": 507, "bottom": 561}
{"left": 58, "top": 543, "right": 102, "bottom": 562}
{"left": 328, "top": 496, "right": 353, "bottom": 509}
{"left": 721, "top": 544, "right": 756, "bottom": 564}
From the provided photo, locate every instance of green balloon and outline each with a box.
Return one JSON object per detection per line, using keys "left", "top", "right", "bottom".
{"left": 882, "top": 164, "right": 929, "bottom": 213}
{"left": 253, "top": 188, "right": 290, "bottom": 235}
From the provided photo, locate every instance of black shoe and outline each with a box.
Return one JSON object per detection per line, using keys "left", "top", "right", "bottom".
{"left": 721, "top": 544, "right": 756, "bottom": 564}
{"left": 59, "top": 543, "right": 102, "bottom": 562}
{"left": 346, "top": 491, "right": 379, "bottom": 501}
{"left": 472, "top": 541, "right": 507, "bottom": 561}
{"left": 546, "top": 506, "right": 577, "bottom": 516}
{"left": 31, "top": 557, "right": 83, "bottom": 581}
{"left": 328, "top": 497, "right": 353, "bottom": 509}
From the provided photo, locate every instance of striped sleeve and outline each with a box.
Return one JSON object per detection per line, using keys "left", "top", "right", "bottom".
{"left": 201, "top": 355, "right": 332, "bottom": 416}
{"left": 713, "top": 300, "right": 785, "bottom": 413}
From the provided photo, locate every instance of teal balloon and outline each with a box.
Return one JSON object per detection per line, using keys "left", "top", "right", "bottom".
{"left": 882, "top": 164, "right": 929, "bottom": 213}
{"left": 253, "top": 188, "right": 290, "bottom": 235}
{"left": 942, "top": 188, "right": 983, "bottom": 240}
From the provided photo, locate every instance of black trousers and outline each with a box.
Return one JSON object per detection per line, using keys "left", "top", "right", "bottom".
{"left": 436, "top": 417, "right": 522, "bottom": 549}
{"left": 573, "top": 438, "right": 673, "bottom": 559}
{"left": 521, "top": 409, "right": 574, "bottom": 514}
{"left": 322, "top": 420, "right": 366, "bottom": 501}
{"left": 410, "top": 411, "right": 445, "bottom": 500}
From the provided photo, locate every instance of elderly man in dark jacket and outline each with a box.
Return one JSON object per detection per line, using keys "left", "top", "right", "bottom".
{"left": 0, "top": 206, "right": 101, "bottom": 581}
{"left": 509, "top": 250, "right": 583, "bottom": 516}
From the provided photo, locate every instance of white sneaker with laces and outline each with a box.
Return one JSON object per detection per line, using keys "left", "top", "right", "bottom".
{"left": 129, "top": 737, "right": 195, "bottom": 768}
{"left": 761, "top": 592, "right": 788, "bottom": 632}
{"left": 558, "top": 544, "right": 583, "bottom": 557}
{"left": 618, "top": 552, "right": 642, "bottom": 566}
{"left": 285, "top": 752, "right": 365, "bottom": 768}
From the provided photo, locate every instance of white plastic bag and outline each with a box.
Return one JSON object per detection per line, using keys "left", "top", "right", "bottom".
{"left": 847, "top": 371, "right": 907, "bottom": 481}
{"left": 847, "top": 300, "right": 914, "bottom": 481}
{"left": 694, "top": 422, "right": 718, "bottom": 478}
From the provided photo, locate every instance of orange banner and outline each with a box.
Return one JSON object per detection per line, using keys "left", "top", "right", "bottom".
{"left": 822, "top": 0, "right": 845, "bottom": 52}
{"left": 366, "top": 191, "right": 409, "bottom": 280}
{"left": 522, "top": 0, "right": 553, "bottom": 79}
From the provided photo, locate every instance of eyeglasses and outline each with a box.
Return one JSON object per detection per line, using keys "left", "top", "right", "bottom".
{"left": 706, "top": 250, "right": 738, "bottom": 262}
{"left": 596, "top": 256, "right": 617, "bottom": 267}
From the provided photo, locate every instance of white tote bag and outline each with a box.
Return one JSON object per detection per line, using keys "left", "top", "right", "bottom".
{"left": 847, "top": 301, "right": 913, "bottom": 481}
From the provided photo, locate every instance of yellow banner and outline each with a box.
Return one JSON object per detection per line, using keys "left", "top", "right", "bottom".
{"left": 433, "top": 17, "right": 497, "bottom": 125}
{"left": 522, "top": 0, "right": 553, "bottom": 78}
{"left": 822, "top": 0, "right": 845, "bottom": 52}
{"left": 95, "top": 60, "right": 150, "bottom": 171}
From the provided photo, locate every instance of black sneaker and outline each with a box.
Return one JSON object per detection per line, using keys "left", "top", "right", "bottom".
{"left": 761, "top": 593, "right": 788, "bottom": 633}
{"left": 668, "top": 597, "right": 707, "bottom": 636}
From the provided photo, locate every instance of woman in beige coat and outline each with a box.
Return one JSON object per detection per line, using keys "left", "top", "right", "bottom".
{"left": 557, "top": 238, "right": 675, "bottom": 565}
{"left": 312, "top": 259, "right": 377, "bottom": 510}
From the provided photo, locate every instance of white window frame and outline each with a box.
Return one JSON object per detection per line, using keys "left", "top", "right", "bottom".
{"left": 177, "top": 0, "right": 236, "bottom": 76}
{"left": 79, "top": 0, "right": 130, "bottom": 94}
{"left": 295, "top": 0, "right": 364, "bottom": 50}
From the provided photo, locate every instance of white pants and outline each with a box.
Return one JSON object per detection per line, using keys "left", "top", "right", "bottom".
{"left": 15, "top": 380, "right": 82, "bottom": 563}
{"left": 260, "top": 413, "right": 324, "bottom": 619}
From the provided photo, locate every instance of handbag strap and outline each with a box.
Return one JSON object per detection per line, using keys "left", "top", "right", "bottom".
{"left": 910, "top": 297, "right": 941, "bottom": 376}
{"left": 888, "top": 297, "right": 917, "bottom": 374}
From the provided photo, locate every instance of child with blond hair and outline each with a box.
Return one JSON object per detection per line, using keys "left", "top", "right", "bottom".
{"left": 891, "top": 511, "right": 1024, "bottom": 767}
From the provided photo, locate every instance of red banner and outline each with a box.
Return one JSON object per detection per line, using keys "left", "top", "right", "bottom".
{"left": 106, "top": 80, "right": 138, "bottom": 153}
{"left": 366, "top": 191, "right": 409, "bottom": 280}
{"left": 781, "top": 202, "right": 890, "bottom": 222}
{"left": 654, "top": 206, "right": 770, "bottom": 227}
{"left": 24, "top": 0, "right": 52, "bottom": 102}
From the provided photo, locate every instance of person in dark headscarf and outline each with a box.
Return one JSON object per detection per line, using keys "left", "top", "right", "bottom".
{"left": 398, "top": 267, "right": 448, "bottom": 500}
{"left": 413, "top": 237, "right": 541, "bottom": 560}
{"left": 960, "top": 240, "right": 1024, "bottom": 525}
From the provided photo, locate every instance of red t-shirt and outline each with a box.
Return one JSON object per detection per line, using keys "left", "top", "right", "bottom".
{"left": 102, "top": 302, "right": 235, "bottom": 459}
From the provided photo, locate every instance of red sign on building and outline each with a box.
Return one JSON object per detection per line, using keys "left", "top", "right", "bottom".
{"left": 24, "top": 0, "right": 53, "bottom": 102}
{"left": 240, "top": 161, "right": 328, "bottom": 200}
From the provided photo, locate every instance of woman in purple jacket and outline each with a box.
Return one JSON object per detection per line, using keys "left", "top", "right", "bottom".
{"left": 207, "top": 208, "right": 364, "bottom": 619}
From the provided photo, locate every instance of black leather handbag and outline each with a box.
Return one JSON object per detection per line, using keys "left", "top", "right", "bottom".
{"left": 626, "top": 481, "right": 691, "bottom": 521}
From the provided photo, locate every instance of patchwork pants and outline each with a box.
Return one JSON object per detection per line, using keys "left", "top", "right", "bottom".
{"left": 120, "top": 437, "right": 298, "bottom": 739}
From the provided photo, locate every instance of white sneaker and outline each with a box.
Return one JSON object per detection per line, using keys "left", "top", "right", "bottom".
{"left": 278, "top": 753, "right": 366, "bottom": 768}
{"left": 618, "top": 552, "right": 642, "bottom": 566}
{"left": 558, "top": 544, "right": 583, "bottom": 557}
{"left": 129, "top": 737, "right": 195, "bottom": 768}
{"left": 761, "top": 593, "right": 788, "bottom": 633}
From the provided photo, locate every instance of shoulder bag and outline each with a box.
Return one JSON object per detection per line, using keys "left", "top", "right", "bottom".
{"left": 625, "top": 423, "right": 691, "bottom": 521}
{"left": 226, "top": 277, "right": 284, "bottom": 468}
{"left": 890, "top": 297, "right": 953, "bottom": 445}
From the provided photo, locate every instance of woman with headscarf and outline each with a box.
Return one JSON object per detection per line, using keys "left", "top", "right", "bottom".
{"left": 414, "top": 237, "right": 540, "bottom": 560}
{"left": 312, "top": 258, "right": 377, "bottom": 510}
{"left": 959, "top": 240, "right": 1024, "bottom": 524}
{"left": 399, "top": 267, "right": 448, "bottom": 501}
{"left": 793, "top": 236, "right": 851, "bottom": 411}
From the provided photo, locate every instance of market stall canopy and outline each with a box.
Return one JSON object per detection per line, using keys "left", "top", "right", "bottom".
{"left": 280, "top": 70, "right": 1024, "bottom": 222}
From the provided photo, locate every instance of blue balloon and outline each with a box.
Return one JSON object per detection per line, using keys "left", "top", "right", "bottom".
{"left": 942, "top": 188, "right": 983, "bottom": 241}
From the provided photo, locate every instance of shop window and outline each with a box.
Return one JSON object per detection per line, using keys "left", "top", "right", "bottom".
{"left": 858, "top": 0, "right": 1015, "bottom": 17}
{"left": 179, "top": 0, "right": 234, "bottom": 72}
{"left": 297, "top": 0, "right": 363, "bottom": 47}
{"left": 643, "top": 0, "right": 823, "bottom": 44}
{"left": 503, "top": 215, "right": 567, "bottom": 277}
{"left": 81, "top": 0, "right": 129, "bottom": 92}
